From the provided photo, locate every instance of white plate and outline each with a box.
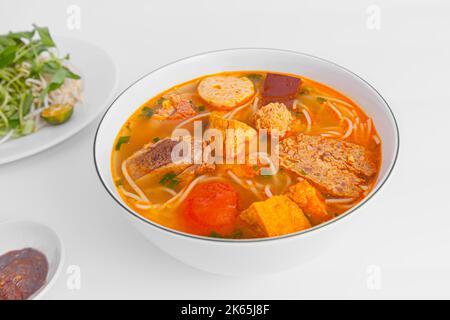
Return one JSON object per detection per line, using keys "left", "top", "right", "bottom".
{"left": 0, "top": 220, "right": 64, "bottom": 300}
{"left": 0, "top": 36, "right": 118, "bottom": 165}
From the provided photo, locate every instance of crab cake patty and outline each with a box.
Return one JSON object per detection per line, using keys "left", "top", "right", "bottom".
{"left": 198, "top": 76, "right": 255, "bottom": 110}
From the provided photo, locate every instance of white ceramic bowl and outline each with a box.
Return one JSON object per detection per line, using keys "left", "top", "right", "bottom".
{"left": 94, "top": 49, "right": 399, "bottom": 275}
{"left": 0, "top": 220, "right": 64, "bottom": 299}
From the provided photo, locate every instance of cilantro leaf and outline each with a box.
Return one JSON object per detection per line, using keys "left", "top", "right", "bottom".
{"left": 159, "top": 172, "right": 180, "bottom": 189}
{"left": 33, "top": 24, "right": 55, "bottom": 47}
{"left": 0, "top": 44, "right": 18, "bottom": 68}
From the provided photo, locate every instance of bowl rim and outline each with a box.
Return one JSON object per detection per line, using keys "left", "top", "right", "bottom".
{"left": 93, "top": 47, "right": 400, "bottom": 243}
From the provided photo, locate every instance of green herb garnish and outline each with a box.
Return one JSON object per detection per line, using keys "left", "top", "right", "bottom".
{"left": 0, "top": 25, "right": 81, "bottom": 140}
{"left": 243, "top": 73, "right": 262, "bottom": 81}
{"left": 152, "top": 137, "right": 160, "bottom": 143}
{"left": 300, "top": 88, "right": 310, "bottom": 95}
{"left": 198, "top": 105, "right": 206, "bottom": 112}
{"left": 115, "top": 136, "right": 130, "bottom": 150}
{"left": 33, "top": 24, "right": 55, "bottom": 47}
{"left": 141, "top": 107, "right": 154, "bottom": 118}
{"left": 159, "top": 172, "right": 180, "bottom": 189}
{"left": 209, "top": 230, "right": 243, "bottom": 239}
{"left": 230, "top": 230, "right": 243, "bottom": 239}
{"left": 115, "top": 179, "right": 123, "bottom": 186}
{"left": 156, "top": 97, "right": 167, "bottom": 105}
{"left": 210, "top": 231, "right": 222, "bottom": 238}
{"left": 316, "top": 97, "right": 327, "bottom": 104}
{"left": 38, "top": 67, "right": 80, "bottom": 102}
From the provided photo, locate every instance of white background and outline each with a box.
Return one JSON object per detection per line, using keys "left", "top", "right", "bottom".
{"left": 0, "top": 0, "right": 449, "bottom": 299}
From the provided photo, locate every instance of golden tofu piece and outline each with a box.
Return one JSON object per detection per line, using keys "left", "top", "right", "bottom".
{"left": 285, "top": 180, "right": 333, "bottom": 226}
{"left": 221, "top": 163, "right": 258, "bottom": 178}
{"left": 240, "top": 195, "right": 311, "bottom": 237}
{"left": 198, "top": 76, "right": 255, "bottom": 110}
{"left": 209, "top": 113, "right": 257, "bottom": 158}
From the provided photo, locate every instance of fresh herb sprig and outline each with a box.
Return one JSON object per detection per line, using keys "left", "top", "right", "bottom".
{"left": 115, "top": 136, "right": 130, "bottom": 150}
{"left": 0, "top": 25, "right": 80, "bottom": 139}
{"left": 159, "top": 172, "right": 180, "bottom": 189}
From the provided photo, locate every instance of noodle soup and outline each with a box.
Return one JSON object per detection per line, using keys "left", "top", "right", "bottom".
{"left": 111, "top": 71, "right": 381, "bottom": 239}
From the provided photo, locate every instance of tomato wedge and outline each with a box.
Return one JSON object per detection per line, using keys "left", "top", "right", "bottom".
{"left": 181, "top": 182, "right": 239, "bottom": 236}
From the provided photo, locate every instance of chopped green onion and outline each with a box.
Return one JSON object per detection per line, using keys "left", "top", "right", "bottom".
{"left": 156, "top": 97, "right": 167, "bottom": 105}
{"left": 230, "top": 230, "right": 243, "bottom": 239}
{"left": 300, "top": 88, "right": 310, "bottom": 95}
{"left": 159, "top": 172, "right": 180, "bottom": 189}
{"left": 210, "top": 231, "right": 221, "bottom": 238}
{"left": 115, "top": 136, "right": 130, "bottom": 150}
{"left": 242, "top": 73, "right": 262, "bottom": 81}
{"left": 316, "top": 97, "right": 327, "bottom": 104}
{"left": 141, "top": 107, "right": 154, "bottom": 118}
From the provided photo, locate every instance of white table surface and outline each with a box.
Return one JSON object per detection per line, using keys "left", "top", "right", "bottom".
{"left": 1, "top": 0, "right": 449, "bottom": 299}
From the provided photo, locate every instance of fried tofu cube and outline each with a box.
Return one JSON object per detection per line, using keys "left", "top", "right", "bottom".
{"left": 239, "top": 195, "right": 311, "bottom": 237}
{"left": 210, "top": 113, "right": 257, "bottom": 136}
{"left": 285, "top": 180, "right": 333, "bottom": 225}
{"left": 222, "top": 163, "right": 258, "bottom": 178}
{"left": 209, "top": 113, "right": 257, "bottom": 158}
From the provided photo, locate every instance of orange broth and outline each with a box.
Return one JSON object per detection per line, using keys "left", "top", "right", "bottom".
{"left": 111, "top": 71, "right": 381, "bottom": 239}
